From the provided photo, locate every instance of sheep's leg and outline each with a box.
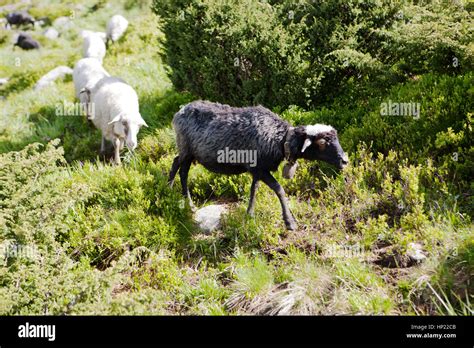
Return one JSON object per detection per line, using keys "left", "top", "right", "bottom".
{"left": 247, "top": 175, "right": 260, "bottom": 217}
{"left": 178, "top": 158, "right": 195, "bottom": 210}
{"left": 113, "top": 138, "right": 121, "bottom": 165}
{"left": 261, "top": 172, "right": 296, "bottom": 230}
{"left": 168, "top": 156, "right": 180, "bottom": 187}
{"left": 100, "top": 136, "right": 106, "bottom": 155}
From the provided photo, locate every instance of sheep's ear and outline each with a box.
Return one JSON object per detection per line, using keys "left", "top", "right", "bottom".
{"left": 79, "top": 88, "right": 91, "bottom": 102}
{"left": 138, "top": 116, "right": 148, "bottom": 128}
{"left": 301, "top": 138, "right": 312, "bottom": 153}
{"left": 108, "top": 114, "right": 122, "bottom": 125}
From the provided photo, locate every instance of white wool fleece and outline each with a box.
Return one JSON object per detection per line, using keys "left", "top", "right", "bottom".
{"left": 73, "top": 58, "right": 110, "bottom": 103}
{"left": 89, "top": 76, "right": 146, "bottom": 149}
{"left": 106, "top": 15, "right": 128, "bottom": 42}
{"left": 82, "top": 32, "right": 106, "bottom": 62}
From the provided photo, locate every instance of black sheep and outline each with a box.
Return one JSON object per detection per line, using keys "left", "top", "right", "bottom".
{"left": 14, "top": 34, "right": 40, "bottom": 50}
{"left": 5, "top": 12, "right": 35, "bottom": 28}
{"left": 169, "top": 100, "right": 348, "bottom": 230}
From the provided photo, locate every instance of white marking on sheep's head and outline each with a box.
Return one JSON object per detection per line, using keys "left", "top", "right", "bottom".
{"left": 297, "top": 124, "right": 348, "bottom": 169}
{"left": 109, "top": 113, "right": 147, "bottom": 151}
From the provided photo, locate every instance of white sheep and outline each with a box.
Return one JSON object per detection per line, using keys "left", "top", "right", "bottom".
{"left": 106, "top": 15, "right": 128, "bottom": 44}
{"left": 34, "top": 66, "right": 73, "bottom": 90}
{"left": 82, "top": 31, "right": 106, "bottom": 62}
{"left": 88, "top": 76, "right": 147, "bottom": 164}
{"left": 80, "top": 29, "right": 106, "bottom": 41}
{"left": 72, "top": 58, "right": 110, "bottom": 115}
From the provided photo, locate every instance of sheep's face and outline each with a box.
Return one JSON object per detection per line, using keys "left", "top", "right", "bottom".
{"left": 16, "top": 34, "right": 27, "bottom": 43}
{"left": 109, "top": 114, "right": 148, "bottom": 151}
{"left": 298, "top": 125, "right": 348, "bottom": 169}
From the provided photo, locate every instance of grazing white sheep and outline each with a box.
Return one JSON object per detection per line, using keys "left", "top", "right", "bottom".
{"left": 73, "top": 58, "right": 110, "bottom": 111}
{"left": 88, "top": 76, "right": 147, "bottom": 164}
{"left": 106, "top": 15, "right": 128, "bottom": 44}
{"left": 82, "top": 31, "right": 106, "bottom": 62}
{"left": 34, "top": 66, "right": 73, "bottom": 90}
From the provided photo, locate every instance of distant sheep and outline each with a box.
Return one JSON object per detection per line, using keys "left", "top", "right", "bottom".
{"left": 73, "top": 58, "right": 110, "bottom": 117}
{"left": 14, "top": 33, "right": 40, "bottom": 50}
{"left": 82, "top": 31, "right": 106, "bottom": 62}
{"left": 5, "top": 12, "right": 35, "bottom": 28}
{"left": 106, "top": 15, "right": 128, "bottom": 44}
{"left": 87, "top": 77, "right": 147, "bottom": 164}
{"left": 170, "top": 101, "right": 348, "bottom": 230}
{"left": 35, "top": 66, "right": 73, "bottom": 91}
{"left": 81, "top": 30, "right": 106, "bottom": 41}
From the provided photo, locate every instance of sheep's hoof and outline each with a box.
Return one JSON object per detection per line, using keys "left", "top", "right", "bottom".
{"left": 188, "top": 200, "right": 197, "bottom": 212}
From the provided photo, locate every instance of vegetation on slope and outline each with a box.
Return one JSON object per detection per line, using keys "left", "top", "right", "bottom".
{"left": 0, "top": 0, "right": 472, "bottom": 315}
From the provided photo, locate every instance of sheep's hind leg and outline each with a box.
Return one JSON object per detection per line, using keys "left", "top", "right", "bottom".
{"left": 178, "top": 158, "right": 195, "bottom": 210}
{"left": 168, "top": 156, "right": 180, "bottom": 187}
{"left": 246, "top": 175, "right": 260, "bottom": 217}
{"left": 100, "top": 136, "right": 106, "bottom": 155}
{"left": 261, "top": 171, "right": 296, "bottom": 230}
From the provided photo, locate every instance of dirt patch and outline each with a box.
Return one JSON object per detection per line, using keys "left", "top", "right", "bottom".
{"left": 371, "top": 245, "right": 425, "bottom": 268}
{"left": 262, "top": 226, "right": 323, "bottom": 259}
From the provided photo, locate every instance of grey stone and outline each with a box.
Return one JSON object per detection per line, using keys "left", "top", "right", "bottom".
{"left": 194, "top": 204, "right": 227, "bottom": 233}
{"left": 43, "top": 28, "right": 59, "bottom": 40}
{"left": 407, "top": 242, "right": 426, "bottom": 262}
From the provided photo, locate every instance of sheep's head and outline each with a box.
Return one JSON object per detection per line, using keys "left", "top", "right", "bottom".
{"left": 15, "top": 33, "right": 28, "bottom": 44}
{"left": 109, "top": 113, "right": 148, "bottom": 150}
{"left": 293, "top": 124, "right": 348, "bottom": 169}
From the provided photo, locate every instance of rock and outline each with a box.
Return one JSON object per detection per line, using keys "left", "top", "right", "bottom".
{"left": 407, "top": 242, "right": 426, "bottom": 262}
{"left": 53, "top": 16, "right": 73, "bottom": 30}
{"left": 0, "top": 78, "right": 8, "bottom": 86}
{"left": 34, "top": 66, "right": 73, "bottom": 90}
{"left": 194, "top": 204, "right": 227, "bottom": 233}
{"left": 43, "top": 28, "right": 59, "bottom": 40}
{"left": 373, "top": 243, "right": 426, "bottom": 268}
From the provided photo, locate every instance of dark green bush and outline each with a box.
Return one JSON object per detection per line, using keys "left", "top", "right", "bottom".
{"left": 153, "top": 0, "right": 309, "bottom": 107}
{"left": 152, "top": 0, "right": 472, "bottom": 108}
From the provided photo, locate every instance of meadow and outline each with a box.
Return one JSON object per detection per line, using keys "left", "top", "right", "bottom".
{"left": 0, "top": 0, "right": 472, "bottom": 315}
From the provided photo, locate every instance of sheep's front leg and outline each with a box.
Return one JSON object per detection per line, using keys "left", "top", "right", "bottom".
{"left": 261, "top": 172, "right": 296, "bottom": 230}
{"left": 113, "top": 137, "right": 121, "bottom": 165}
{"left": 179, "top": 158, "right": 195, "bottom": 210}
{"left": 246, "top": 175, "right": 260, "bottom": 217}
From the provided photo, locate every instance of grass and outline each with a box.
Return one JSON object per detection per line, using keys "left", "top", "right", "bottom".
{"left": 0, "top": 0, "right": 472, "bottom": 315}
